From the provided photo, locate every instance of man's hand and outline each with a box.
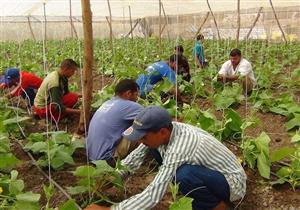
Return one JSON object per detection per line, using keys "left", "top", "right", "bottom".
{"left": 84, "top": 204, "right": 110, "bottom": 210}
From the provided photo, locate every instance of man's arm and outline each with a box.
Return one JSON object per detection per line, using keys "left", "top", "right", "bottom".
{"left": 217, "top": 74, "right": 239, "bottom": 82}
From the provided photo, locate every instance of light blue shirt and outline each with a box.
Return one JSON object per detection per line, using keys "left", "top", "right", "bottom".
{"left": 193, "top": 41, "right": 205, "bottom": 64}
{"left": 136, "top": 61, "right": 176, "bottom": 97}
{"left": 87, "top": 97, "right": 144, "bottom": 160}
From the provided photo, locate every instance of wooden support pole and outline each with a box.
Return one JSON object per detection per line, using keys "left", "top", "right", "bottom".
{"left": 158, "top": 0, "right": 162, "bottom": 51}
{"left": 27, "top": 16, "right": 36, "bottom": 41}
{"left": 128, "top": 6, "right": 133, "bottom": 39}
{"left": 78, "top": 0, "right": 94, "bottom": 133}
{"left": 206, "top": 0, "right": 220, "bottom": 40}
{"left": 195, "top": 12, "right": 210, "bottom": 37}
{"left": 43, "top": 3, "right": 47, "bottom": 42}
{"left": 245, "top": 7, "right": 263, "bottom": 40}
{"left": 125, "top": 18, "right": 141, "bottom": 38}
{"left": 107, "top": 0, "right": 113, "bottom": 50}
{"left": 269, "top": 0, "right": 287, "bottom": 44}
{"left": 69, "top": 0, "right": 73, "bottom": 38}
{"left": 236, "top": 0, "right": 240, "bottom": 47}
{"left": 160, "top": 2, "right": 169, "bottom": 38}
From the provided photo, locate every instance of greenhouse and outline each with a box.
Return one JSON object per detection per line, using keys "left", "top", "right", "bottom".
{"left": 0, "top": 0, "right": 300, "bottom": 209}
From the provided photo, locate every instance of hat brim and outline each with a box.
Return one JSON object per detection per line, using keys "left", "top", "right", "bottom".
{"left": 122, "top": 126, "right": 146, "bottom": 141}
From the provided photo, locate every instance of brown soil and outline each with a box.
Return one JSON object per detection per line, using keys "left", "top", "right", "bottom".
{"left": 6, "top": 73, "right": 300, "bottom": 210}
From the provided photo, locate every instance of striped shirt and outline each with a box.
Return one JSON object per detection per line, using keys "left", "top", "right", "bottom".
{"left": 112, "top": 122, "right": 246, "bottom": 210}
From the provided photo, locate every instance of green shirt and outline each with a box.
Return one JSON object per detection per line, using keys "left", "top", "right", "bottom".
{"left": 34, "top": 70, "right": 69, "bottom": 111}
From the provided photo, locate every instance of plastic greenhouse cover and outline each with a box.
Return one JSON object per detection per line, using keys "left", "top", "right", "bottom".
{"left": 0, "top": 0, "right": 299, "bottom": 18}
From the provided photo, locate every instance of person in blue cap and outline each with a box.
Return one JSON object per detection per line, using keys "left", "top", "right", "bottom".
{"left": 87, "top": 79, "right": 143, "bottom": 166}
{"left": 0, "top": 68, "right": 42, "bottom": 107}
{"left": 85, "top": 106, "right": 246, "bottom": 210}
{"left": 136, "top": 54, "right": 181, "bottom": 100}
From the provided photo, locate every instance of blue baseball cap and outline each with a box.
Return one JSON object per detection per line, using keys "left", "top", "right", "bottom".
{"left": 4, "top": 68, "right": 20, "bottom": 84}
{"left": 122, "top": 106, "right": 172, "bottom": 141}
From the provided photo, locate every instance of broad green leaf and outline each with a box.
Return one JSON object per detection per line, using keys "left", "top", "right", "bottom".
{"left": 270, "top": 147, "right": 296, "bottom": 162}
{"left": 9, "top": 179, "right": 25, "bottom": 195}
{"left": 0, "top": 154, "right": 19, "bottom": 171}
{"left": 27, "top": 133, "right": 45, "bottom": 142}
{"left": 93, "top": 160, "right": 115, "bottom": 173}
{"left": 59, "top": 199, "right": 79, "bottom": 210}
{"left": 52, "top": 132, "right": 71, "bottom": 145}
{"left": 13, "top": 200, "right": 40, "bottom": 210}
{"left": 257, "top": 153, "right": 270, "bottom": 179}
{"left": 291, "top": 132, "right": 300, "bottom": 143}
{"left": 73, "top": 165, "right": 96, "bottom": 177}
{"left": 16, "top": 192, "right": 41, "bottom": 202}
{"left": 286, "top": 114, "right": 300, "bottom": 130}
{"left": 66, "top": 186, "right": 89, "bottom": 195}
{"left": 3, "top": 116, "right": 30, "bottom": 125}
{"left": 169, "top": 197, "right": 193, "bottom": 210}
{"left": 24, "top": 142, "right": 47, "bottom": 153}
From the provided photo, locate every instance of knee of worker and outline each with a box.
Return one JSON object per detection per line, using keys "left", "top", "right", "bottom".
{"left": 241, "top": 77, "right": 253, "bottom": 90}
{"left": 175, "top": 164, "right": 203, "bottom": 191}
{"left": 62, "top": 92, "right": 79, "bottom": 108}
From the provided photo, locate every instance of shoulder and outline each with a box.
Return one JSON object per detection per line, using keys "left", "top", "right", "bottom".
{"left": 222, "top": 60, "right": 231, "bottom": 67}
{"left": 240, "top": 59, "right": 252, "bottom": 68}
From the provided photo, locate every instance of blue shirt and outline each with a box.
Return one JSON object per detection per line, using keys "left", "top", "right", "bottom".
{"left": 193, "top": 41, "right": 205, "bottom": 64}
{"left": 136, "top": 61, "right": 176, "bottom": 97}
{"left": 87, "top": 97, "right": 144, "bottom": 160}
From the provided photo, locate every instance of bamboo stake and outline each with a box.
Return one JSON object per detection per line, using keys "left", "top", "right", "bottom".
{"left": 78, "top": 0, "right": 94, "bottom": 133}
{"left": 160, "top": 2, "right": 169, "bottom": 38}
{"left": 206, "top": 0, "right": 220, "bottom": 39}
{"left": 69, "top": 0, "right": 73, "bottom": 38}
{"left": 107, "top": 0, "right": 113, "bottom": 50}
{"left": 27, "top": 16, "right": 36, "bottom": 41}
{"left": 195, "top": 12, "right": 210, "bottom": 37}
{"left": 158, "top": 0, "right": 162, "bottom": 51}
{"left": 125, "top": 18, "right": 141, "bottom": 38}
{"left": 43, "top": 3, "right": 47, "bottom": 42}
{"left": 236, "top": 0, "right": 240, "bottom": 47}
{"left": 269, "top": 0, "right": 287, "bottom": 44}
{"left": 128, "top": 6, "right": 133, "bottom": 39}
{"left": 245, "top": 7, "right": 263, "bottom": 40}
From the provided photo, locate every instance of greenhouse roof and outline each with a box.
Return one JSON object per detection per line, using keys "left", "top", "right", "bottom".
{"left": 1, "top": 0, "right": 299, "bottom": 18}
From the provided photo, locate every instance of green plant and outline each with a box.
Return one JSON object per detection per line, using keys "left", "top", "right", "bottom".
{"left": 67, "top": 160, "right": 129, "bottom": 206}
{"left": 242, "top": 132, "right": 271, "bottom": 179}
{"left": 24, "top": 132, "right": 84, "bottom": 170}
{"left": 0, "top": 134, "right": 20, "bottom": 173}
{"left": 168, "top": 182, "right": 193, "bottom": 210}
{"left": 0, "top": 170, "right": 40, "bottom": 210}
{"left": 213, "top": 84, "right": 243, "bottom": 110}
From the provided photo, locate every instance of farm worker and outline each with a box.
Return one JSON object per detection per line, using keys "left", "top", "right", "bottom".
{"left": 136, "top": 54, "right": 181, "bottom": 100}
{"left": 87, "top": 79, "right": 143, "bottom": 166}
{"left": 85, "top": 106, "right": 247, "bottom": 210}
{"left": 217, "top": 48, "right": 256, "bottom": 96}
{"left": 33, "top": 59, "right": 80, "bottom": 122}
{"left": 0, "top": 68, "right": 42, "bottom": 107}
{"left": 174, "top": 45, "right": 191, "bottom": 81}
{"left": 193, "top": 34, "right": 208, "bottom": 69}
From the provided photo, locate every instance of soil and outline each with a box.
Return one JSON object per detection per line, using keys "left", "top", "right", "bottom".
{"left": 7, "top": 73, "right": 300, "bottom": 210}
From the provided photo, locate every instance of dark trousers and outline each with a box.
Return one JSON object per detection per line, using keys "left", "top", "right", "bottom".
{"left": 21, "top": 87, "right": 36, "bottom": 107}
{"left": 149, "top": 149, "right": 230, "bottom": 210}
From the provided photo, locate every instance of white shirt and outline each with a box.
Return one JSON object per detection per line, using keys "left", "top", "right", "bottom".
{"left": 112, "top": 122, "right": 247, "bottom": 210}
{"left": 218, "top": 58, "right": 256, "bottom": 84}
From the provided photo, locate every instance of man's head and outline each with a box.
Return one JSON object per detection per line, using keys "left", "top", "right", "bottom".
{"left": 123, "top": 106, "right": 173, "bottom": 148}
{"left": 115, "top": 79, "right": 139, "bottom": 102}
{"left": 168, "top": 54, "right": 182, "bottom": 70}
{"left": 60, "top": 59, "right": 79, "bottom": 78}
{"left": 4, "top": 68, "right": 20, "bottom": 86}
{"left": 196, "top": 34, "right": 204, "bottom": 41}
{"left": 174, "top": 45, "right": 184, "bottom": 56}
{"left": 230, "top": 48, "right": 242, "bottom": 66}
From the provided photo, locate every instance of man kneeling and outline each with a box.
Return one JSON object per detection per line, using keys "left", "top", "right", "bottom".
{"left": 85, "top": 106, "right": 247, "bottom": 210}
{"left": 87, "top": 79, "right": 143, "bottom": 166}
{"left": 217, "top": 48, "right": 256, "bottom": 96}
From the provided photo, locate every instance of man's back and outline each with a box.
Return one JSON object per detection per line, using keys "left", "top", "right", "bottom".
{"left": 87, "top": 97, "right": 143, "bottom": 160}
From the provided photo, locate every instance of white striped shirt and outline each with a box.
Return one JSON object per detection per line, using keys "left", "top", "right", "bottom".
{"left": 112, "top": 122, "right": 246, "bottom": 210}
